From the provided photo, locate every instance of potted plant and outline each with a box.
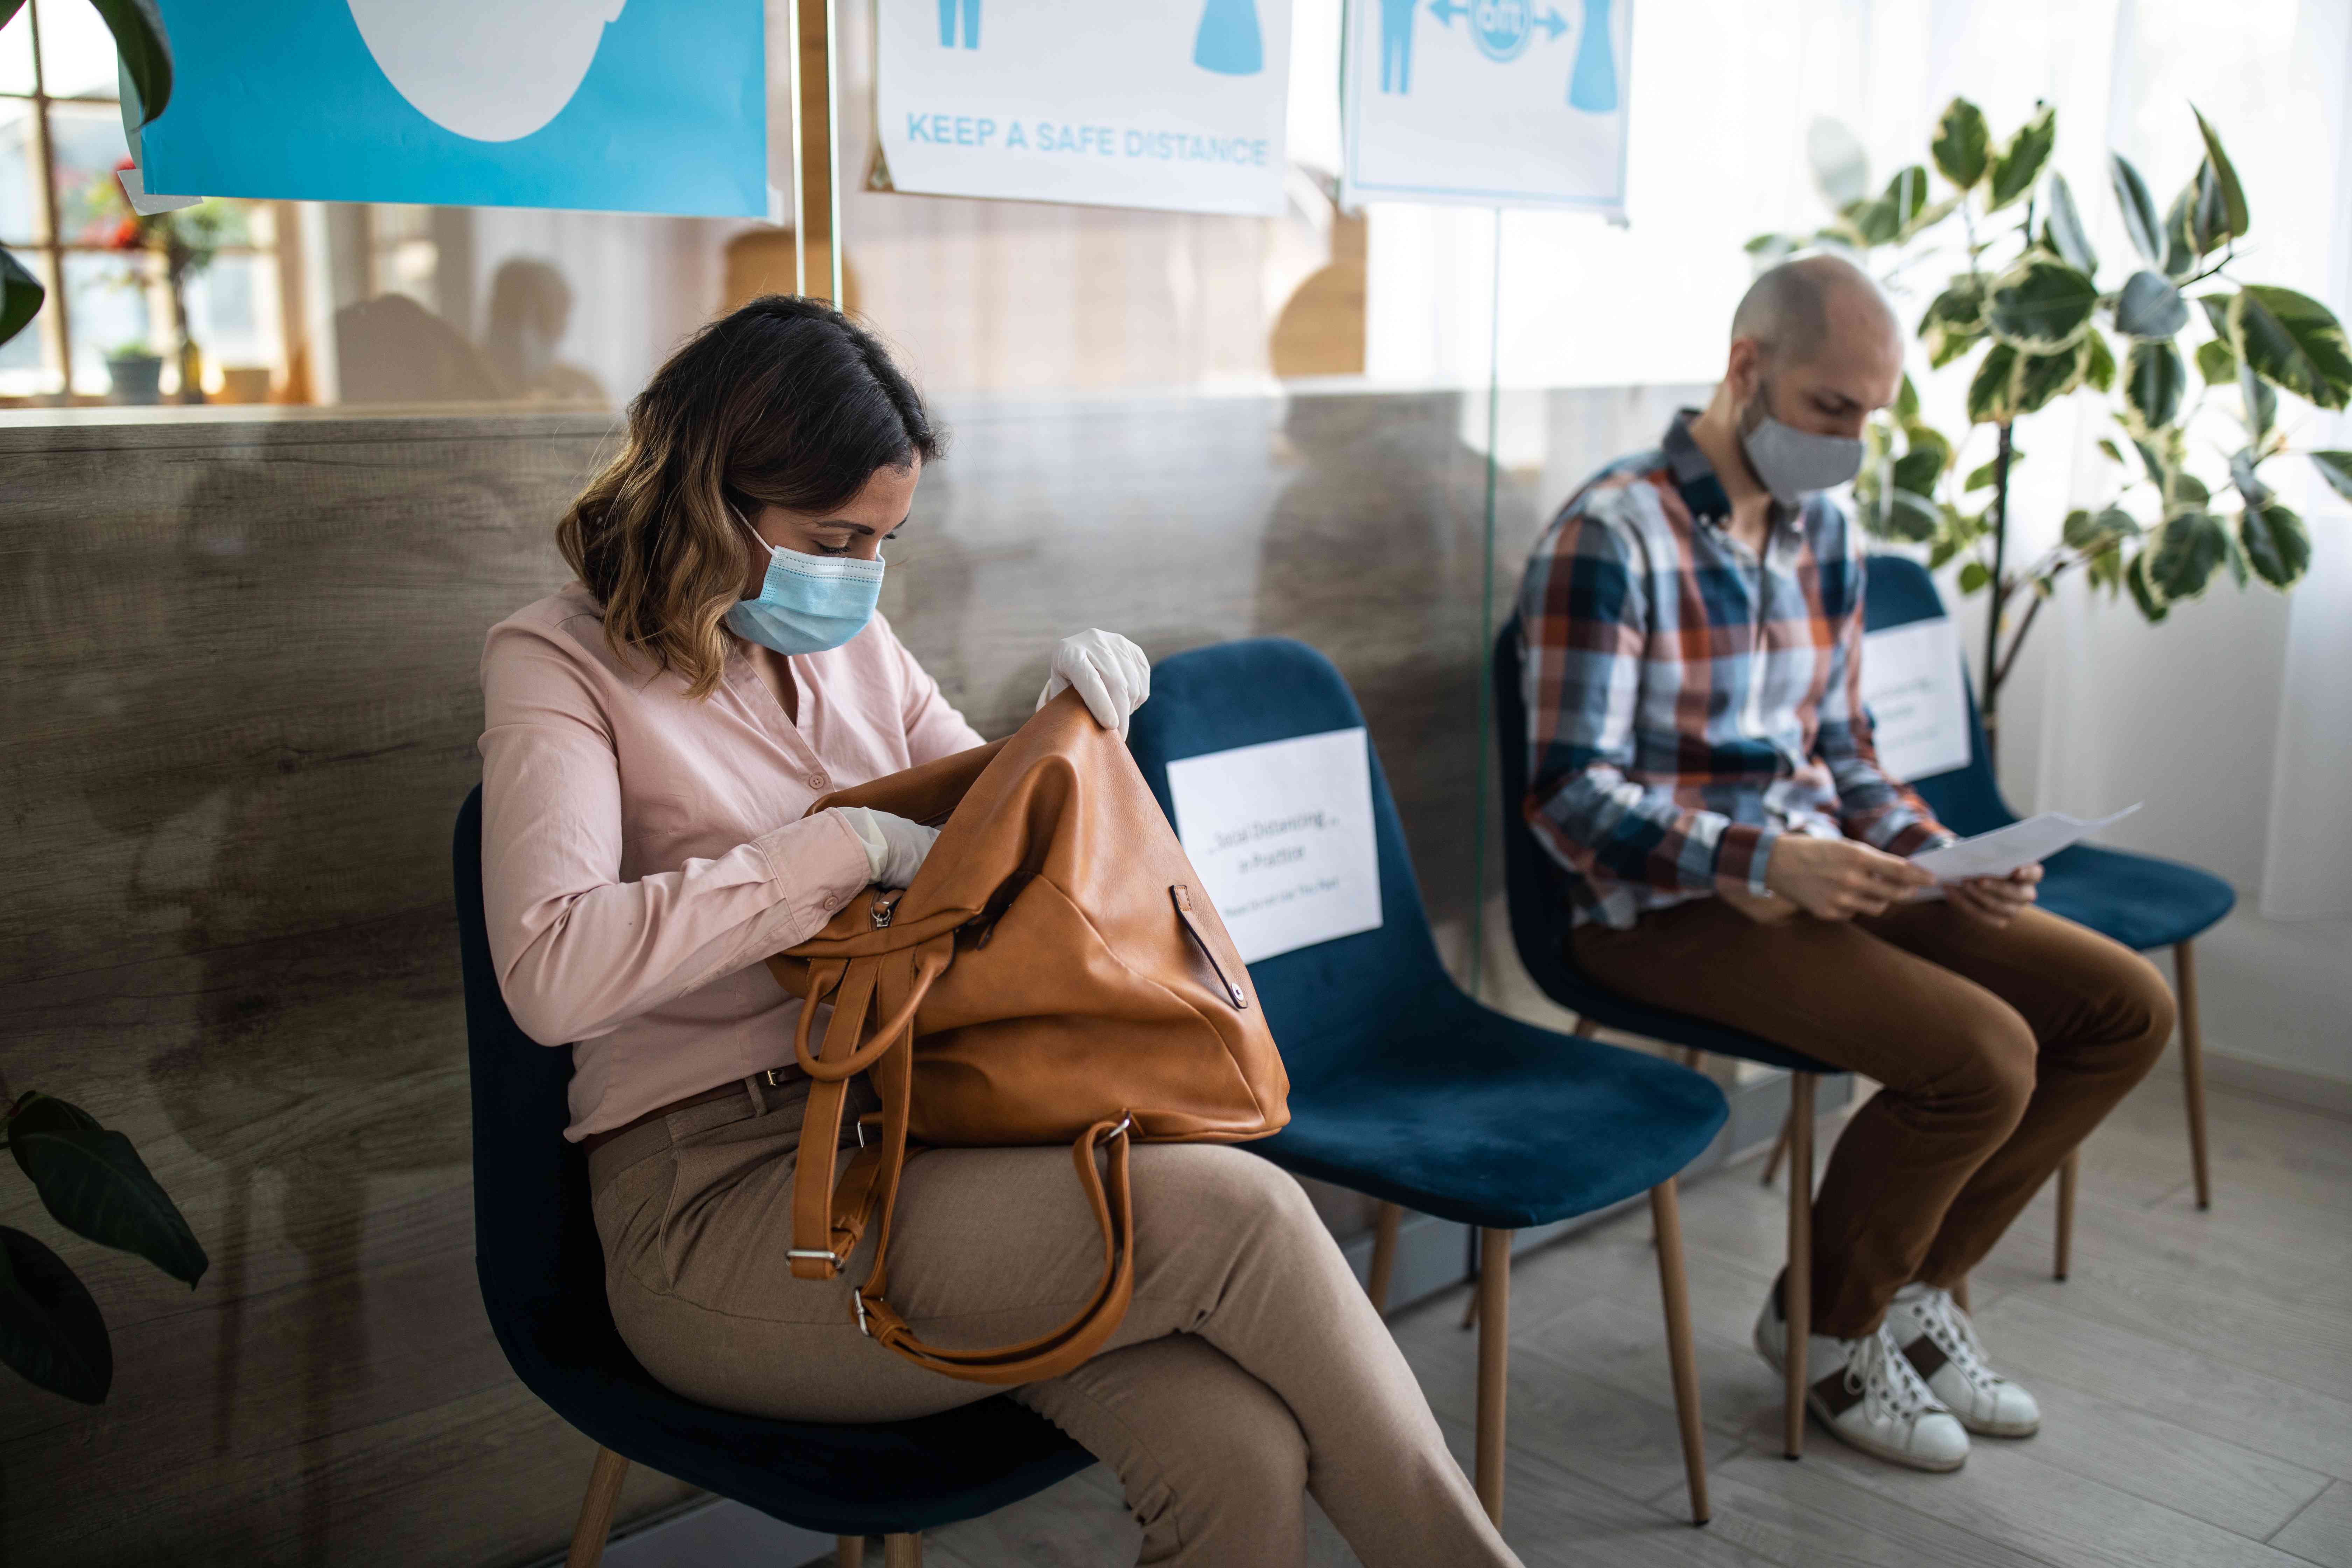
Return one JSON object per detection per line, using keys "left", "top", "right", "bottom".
{"left": 103, "top": 336, "right": 165, "bottom": 404}
{"left": 0, "top": 1068, "right": 207, "bottom": 1403}
{"left": 1749, "top": 102, "right": 2352, "bottom": 763}
{"left": 93, "top": 158, "right": 226, "bottom": 403}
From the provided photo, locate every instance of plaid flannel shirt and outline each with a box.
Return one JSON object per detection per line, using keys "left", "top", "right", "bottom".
{"left": 1517, "top": 410, "right": 1948, "bottom": 929}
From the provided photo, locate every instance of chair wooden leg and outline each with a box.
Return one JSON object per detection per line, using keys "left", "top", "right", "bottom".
{"left": 1572, "top": 1014, "right": 1597, "bottom": 1037}
{"left": 1648, "top": 1179, "right": 1711, "bottom": 1525}
{"left": 882, "top": 1534, "right": 921, "bottom": 1568}
{"left": 2176, "top": 939, "right": 2213, "bottom": 1211}
{"left": 1784, "top": 1074, "right": 1815, "bottom": 1461}
{"left": 1475, "top": 1227, "right": 1512, "bottom": 1525}
{"left": 1366, "top": 1202, "right": 1402, "bottom": 1315}
{"left": 2054, "top": 1147, "right": 2078, "bottom": 1281}
{"left": 1761, "top": 1108, "right": 1792, "bottom": 1188}
{"left": 565, "top": 1447, "right": 631, "bottom": 1568}
{"left": 837, "top": 1538, "right": 867, "bottom": 1568}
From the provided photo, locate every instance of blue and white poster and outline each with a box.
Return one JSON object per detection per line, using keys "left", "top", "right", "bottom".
{"left": 139, "top": 0, "right": 768, "bottom": 217}
{"left": 875, "top": 0, "right": 1294, "bottom": 216}
{"left": 1342, "top": 0, "right": 1631, "bottom": 213}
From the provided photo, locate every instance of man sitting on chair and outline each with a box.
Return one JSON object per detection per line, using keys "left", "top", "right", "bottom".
{"left": 1514, "top": 253, "right": 2175, "bottom": 1473}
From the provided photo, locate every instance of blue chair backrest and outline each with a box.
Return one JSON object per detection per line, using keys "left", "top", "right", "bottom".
{"left": 1860, "top": 554, "right": 2010, "bottom": 836}
{"left": 1489, "top": 619, "right": 1586, "bottom": 987}
{"left": 1124, "top": 639, "right": 1452, "bottom": 1088}
{"left": 454, "top": 786, "right": 628, "bottom": 1395}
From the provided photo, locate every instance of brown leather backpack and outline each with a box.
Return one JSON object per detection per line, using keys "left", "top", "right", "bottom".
{"left": 763, "top": 691, "right": 1289, "bottom": 1384}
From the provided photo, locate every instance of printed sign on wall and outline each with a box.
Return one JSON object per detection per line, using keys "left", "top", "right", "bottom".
{"left": 1165, "top": 728, "right": 1383, "bottom": 964}
{"left": 1342, "top": 0, "right": 1632, "bottom": 212}
{"left": 1861, "top": 616, "right": 1973, "bottom": 784}
{"left": 875, "top": 0, "right": 1294, "bottom": 216}
{"left": 140, "top": 0, "right": 767, "bottom": 217}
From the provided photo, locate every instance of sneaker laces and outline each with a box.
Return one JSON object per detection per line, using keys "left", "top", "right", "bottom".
{"left": 1909, "top": 1288, "right": 2007, "bottom": 1393}
{"left": 1847, "top": 1326, "right": 1941, "bottom": 1424}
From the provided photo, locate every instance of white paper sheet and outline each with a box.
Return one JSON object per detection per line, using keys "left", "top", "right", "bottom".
{"left": 1907, "top": 805, "right": 2143, "bottom": 897}
{"left": 1165, "top": 728, "right": 1382, "bottom": 963}
{"left": 1861, "top": 617, "right": 1971, "bottom": 783}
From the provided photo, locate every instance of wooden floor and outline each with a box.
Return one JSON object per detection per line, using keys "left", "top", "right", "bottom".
{"left": 849, "top": 1071, "right": 2352, "bottom": 1568}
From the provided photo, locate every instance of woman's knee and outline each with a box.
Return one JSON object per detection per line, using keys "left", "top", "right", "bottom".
{"left": 1133, "top": 1143, "right": 1320, "bottom": 1242}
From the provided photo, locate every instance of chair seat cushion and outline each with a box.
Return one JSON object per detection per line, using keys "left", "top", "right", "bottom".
{"left": 1256, "top": 996, "right": 1729, "bottom": 1230}
{"left": 2035, "top": 843, "right": 2235, "bottom": 952}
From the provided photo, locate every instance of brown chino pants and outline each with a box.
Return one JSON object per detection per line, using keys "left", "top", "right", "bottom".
{"left": 588, "top": 1073, "right": 1520, "bottom": 1568}
{"left": 1573, "top": 899, "right": 2175, "bottom": 1338}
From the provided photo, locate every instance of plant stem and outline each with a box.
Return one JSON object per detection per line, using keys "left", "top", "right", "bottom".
{"left": 1982, "top": 421, "right": 2016, "bottom": 765}
{"left": 1993, "top": 581, "right": 2050, "bottom": 691}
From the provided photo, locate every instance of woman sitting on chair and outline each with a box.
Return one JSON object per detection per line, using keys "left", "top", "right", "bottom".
{"left": 477, "top": 296, "right": 1519, "bottom": 1568}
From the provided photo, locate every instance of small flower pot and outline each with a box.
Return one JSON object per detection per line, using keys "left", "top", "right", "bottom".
{"left": 106, "top": 352, "right": 165, "bottom": 405}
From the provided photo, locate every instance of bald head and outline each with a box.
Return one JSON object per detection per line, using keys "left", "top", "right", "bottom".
{"left": 1731, "top": 253, "right": 1900, "bottom": 368}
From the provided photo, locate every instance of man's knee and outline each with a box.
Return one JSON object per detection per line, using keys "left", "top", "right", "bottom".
{"left": 2112, "top": 950, "right": 2178, "bottom": 1068}
{"left": 1927, "top": 1004, "right": 2039, "bottom": 1131}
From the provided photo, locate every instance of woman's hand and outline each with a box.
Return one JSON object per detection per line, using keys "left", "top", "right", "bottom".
{"left": 836, "top": 807, "right": 940, "bottom": 889}
{"left": 1947, "top": 863, "right": 2041, "bottom": 929}
{"left": 1037, "top": 630, "right": 1150, "bottom": 739}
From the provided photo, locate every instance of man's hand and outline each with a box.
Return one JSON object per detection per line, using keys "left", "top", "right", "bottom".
{"left": 1717, "top": 881, "right": 1799, "bottom": 924}
{"left": 1762, "top": 835, "right": 1937, "bottom": 921}
{"left": 1947, "top": 864, "right": 2041, "bottom": 929}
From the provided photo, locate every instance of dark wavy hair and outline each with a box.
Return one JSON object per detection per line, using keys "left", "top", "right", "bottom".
{"left": 557, "top": 296, "right": 941, "bottom": 697}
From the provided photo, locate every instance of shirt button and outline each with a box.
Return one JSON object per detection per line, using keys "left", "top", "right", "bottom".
{"left": 806, "top": 773, "right": 827, "bottom": 789}
{"left": 822, "top": 893, "right": 839, "bottom": 910}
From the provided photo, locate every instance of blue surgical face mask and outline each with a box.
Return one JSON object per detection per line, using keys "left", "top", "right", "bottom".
{"left": 1738, "top": 376, "right": 1863, "bottom": 507}
{"left": 726, "top": 534, "right": 885, "bottom": 656}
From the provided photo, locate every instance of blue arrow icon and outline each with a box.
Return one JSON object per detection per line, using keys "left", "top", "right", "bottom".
{"left": 1428, "top": 0, "right": 1467, "bottom": 27}
{"left": 1535, "top": 6, "right": 1568, "bottom": 38}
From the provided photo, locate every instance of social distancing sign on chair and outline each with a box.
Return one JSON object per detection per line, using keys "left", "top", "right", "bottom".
{"left": 1861, "top": 615, "right": 1972, "bottom": 784}
{"left": 1166, "top": 728, "right": 1383, "bottom": 962}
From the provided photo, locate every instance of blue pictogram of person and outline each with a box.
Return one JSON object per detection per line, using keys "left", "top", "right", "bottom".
{"left": 938, "top": 0, "right": 978, "bottom": 49}
{"left": 1379, "top": 0, "right": 1416, "bottom": 92}
{"left": 1567, "top": 0, "right": 1617, "bottom": 111}
{"left": 1193, "top": 0, "right": 1263, "bottom": 75}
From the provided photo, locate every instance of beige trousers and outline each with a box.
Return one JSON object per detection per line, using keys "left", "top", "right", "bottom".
{"left": 588, "top": 1074, "right": 1520, "bottom": 1568}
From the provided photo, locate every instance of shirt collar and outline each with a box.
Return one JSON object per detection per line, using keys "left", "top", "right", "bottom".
{"left": 1661, "top": 408, "right": 1798, "bottom": 535}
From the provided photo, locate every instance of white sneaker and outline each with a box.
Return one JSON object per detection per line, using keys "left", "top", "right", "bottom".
{"left": 1886, "top": 1283, "right": 2040, "bottom": 1438}
{"left": 1754, "top": 1282, "right": 1971, "bottom": 1473}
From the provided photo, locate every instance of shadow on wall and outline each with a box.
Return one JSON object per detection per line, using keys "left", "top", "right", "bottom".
{"left": 332, "top": 257, "right": 608, "bottom": 406}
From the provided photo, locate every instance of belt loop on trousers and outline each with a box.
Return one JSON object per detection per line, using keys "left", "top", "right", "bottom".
{"left": 744, "top": 1070, "right": 770, "bottom": 1116}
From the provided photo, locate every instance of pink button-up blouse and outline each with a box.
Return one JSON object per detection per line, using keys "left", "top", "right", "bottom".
{"left": 478, "top": 582, "right": 985, "bottom": 1141}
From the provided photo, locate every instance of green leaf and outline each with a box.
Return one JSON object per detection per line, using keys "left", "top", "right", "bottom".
{"left": 1921, "top": 278, "right": 1988, "bottom": 368}
{"left": 2109, "top": 154, "right": 2166, "bottom": 269}
{"left": 2115, "top": 270, "right": 2190, "bottom": 339}
{"left": 1932, "top": 98, "right": 1991, "bottom": 189}
{"left": 1988, "top": 257, "right": 2099, "bottom": 350}
{"left": 1894, "top": 373, "right": 1920, "bottom": 424}
{"left": 2189, "top": 105, "right": 2250, "bottom": 244}
{"left": 2098, "top": 436, "right": 2125, "bottom": 465}
{"left": 2086, "top": 541, "right": 2126, "bottom": 594}
{"left": 1807, "top": 117, "right": 1871, "bottom": 209}
{"left": 2220, "top": 524, "right": 2250, "bottom": 589}
{"left": 2126, "top": 548, "right": 2170, "bottom": 621}
{"left": 2239, "top": 499, "right": 2309, "bottom": 588}
{"left": 89, "top": 0, "right": 173, "bottom": 127}
{"left": 2063, "top": 504, "right": 2140, "bottom": 549}
{"left": 2084, "top": 327, "right": 2116, "bottom": 392}
{"left": 1958, "top": 560, "right": 1992, "bottom": 594}
{"left": 2061, "top": 507, "right": 2095, "bottom": 547}
{"left": 8, "top": 1096, "right": 207, "bottom": 1288}
{"left": 1882, "top": 166, "right": 1930, "bottom": 232}
{"left": 1988, "top": 104, "right": 2056, "bottom": 212}
{"left": 0, "top": 1226, "right": 111, "bottom": 1404}
{"left": 2016, "top": 341, "right": 2090, "bottom": 415}
{"left": 2162, "top": 185, "right": 2199, "bottom": 280}
{"left": 2232, "top": 285, "right": 2352, "bottom": 411}
{"left": 1744, "top": 232, "right": 1793, "bottom": 255}
{"left": 2042, "top": 173, "right": 2098, "bottom": 275}
{"left": 0, "top": 0, "right": 25, "bottom": 31}
{"left": 2197, "top": 293, "right": 2233, "bottom": 340}
{"left": 2124, "top": 339, "right": 2186, "bottom": 428}
{"left": 2229, "top": 448, "right": 2272, "bottom": 507}
{"left": 1904, "top": 424, "right": 1951, "bottom": 475}
{"left": 2239, "top": 360, "right": 2276, "bottom": 442}
{"left": 2307, "top": 450, "right": 2352, "bottom": 504}
{"left": 2171, "top": 470, "right": 2212, "bottom": 509}
{"left": 1877, "top": 489, "right": 1938, "bottom": 543}
{"left": 1892, "top": 446, "right": 1945, "bottom": 498}
{"left": 1963, "top": 451, "right": 2019, "bottom": 492}
{"left": 1900, "top": 194, "right": 1962, "bottom": 244}
{"left": 2150, "top": 511, "right": 2228, "bottom": 600}
{"left": 1967, "top": 342, "right": 2022, "bottom": 425}
{"left": 1845, "top": 194, "right": 1901, "bottom": 248}
{"left": 0, "top": 246, "right": 41, "bottom": 349}
{"left": 2196, "top": 337, "right": 2237, "bottom": 385}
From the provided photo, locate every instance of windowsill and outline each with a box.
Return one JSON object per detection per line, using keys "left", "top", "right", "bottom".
{"left": 0, "top": 400, "right": 621, "bottom": 453}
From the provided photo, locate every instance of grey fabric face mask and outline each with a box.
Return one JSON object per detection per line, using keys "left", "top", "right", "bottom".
{"left": 1738, "top": 380, "right": 1863, "bottom": 507}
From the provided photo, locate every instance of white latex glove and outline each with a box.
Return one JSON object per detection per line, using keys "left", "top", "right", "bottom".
{"left": 835, "top": 807, "right": 939, "bottom": 889}
{"left": 1036, "top": 629, "right": 1151, "bottom": 740}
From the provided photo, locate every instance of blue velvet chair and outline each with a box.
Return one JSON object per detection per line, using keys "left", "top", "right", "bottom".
{"left": 1491, "top": 618, "right": 1842, "bottom": 1461}
{"left": 1125, "top": 638, "right": 1728, "bottom": 1526}
{"left": 454, "top": 788, "right": 1091, "bottom": 1568}
{"left": 1863, "top": 553, "right": 2233, "bottom": 1265}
